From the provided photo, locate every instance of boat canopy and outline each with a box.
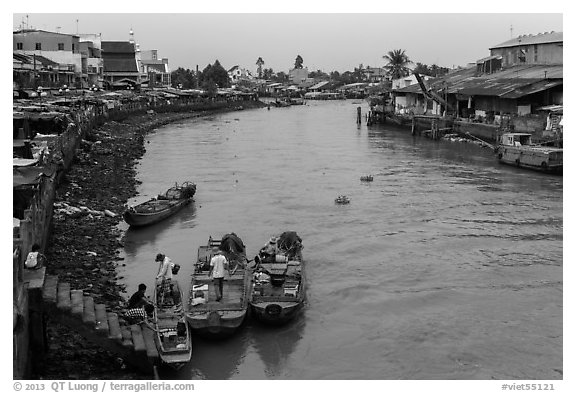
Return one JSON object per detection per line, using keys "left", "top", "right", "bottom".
{"left": 221, "top": 233, "right": 245, "bottom": 254}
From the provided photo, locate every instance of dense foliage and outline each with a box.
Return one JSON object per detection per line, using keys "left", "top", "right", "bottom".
{"left": 383, "top": 49, "right": 412, "bottom": 80}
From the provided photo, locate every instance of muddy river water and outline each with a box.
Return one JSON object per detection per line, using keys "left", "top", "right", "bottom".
{"left": 118, "top": 100, "right": 562, "bottom": 380}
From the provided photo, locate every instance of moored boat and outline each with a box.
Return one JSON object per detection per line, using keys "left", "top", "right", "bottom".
{"left": 186, "top": 234, "right": 251, "bottom": 338}
{"left": 250, "top": 231, "right": 305, "bottom": 325}
{"left": 153, "top": 279, "right": 192, "bottom": 370}
{"left": 123, "top": 181, "right": 196, "bottom": 227}
{"left": 360, "top": 175, "right": 374, "bottom": 182}
{"left": 495, "top": 133, "right": 562, "bottom": 174}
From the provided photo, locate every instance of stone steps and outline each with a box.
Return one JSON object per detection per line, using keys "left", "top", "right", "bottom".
{"left": 42, "top": 274, "right": 158, "bottom": 374}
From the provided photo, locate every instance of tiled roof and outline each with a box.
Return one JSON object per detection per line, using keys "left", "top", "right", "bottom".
{"left": 103, "top": 58, "right": 138, "bottom": 73}
{"left": 102, "top": 41, "right": 135, "bottom": 53}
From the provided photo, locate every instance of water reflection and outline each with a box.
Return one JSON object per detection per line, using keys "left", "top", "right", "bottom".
{"left": 183, "top": 326, "right": 251, "bottom": 380}
{"left": 250, "top": 317, "right": 306, "bottom": 378}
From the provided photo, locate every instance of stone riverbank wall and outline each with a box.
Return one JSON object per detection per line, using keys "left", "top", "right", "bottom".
{"left": 13, "top": 94, "right": 264, "bottom": 379}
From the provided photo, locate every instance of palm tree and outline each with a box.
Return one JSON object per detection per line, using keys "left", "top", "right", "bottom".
{"left": 383, "top": 49, "right": 412, "bottom": 80}
{"left": 256, "top": 57, "right": 265, "bottom": 79}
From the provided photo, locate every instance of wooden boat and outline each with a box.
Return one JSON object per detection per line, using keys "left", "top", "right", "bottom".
{"left": 360, "top": 175, "right": 374, "bottom": 182}
{"left": 335, "top": 195, "right": 350, "bottom": 204}
{"left": 123, "top": 181, "right": 196, "bottom": 227}
{"left": 495, "top": 133, "right": 562, "bottom": 174}
{"left": 288, "top": 97, "right": 305, "bottom": 105}
{"left": 273, "top": 99, "right": 291, "bottom": 108}
{"left": 186, "top": 234, "right": 252, "bottom": 337}
{"left": 250, "top": 231, "right": 305, "bottom": 325}
{"left": 153, "top": 279, "right": 192, "bottom": 370}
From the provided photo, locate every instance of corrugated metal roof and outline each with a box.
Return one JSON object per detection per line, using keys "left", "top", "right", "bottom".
{"left": 501, "top": 80, "right": 563, "bottom": 99}
{"left": 395, "top": 64, "right": 562, "bottom": 98}
{"left": 490, "top": 31, "right": 563, "bottom": 49}
{"left": 310, "top": 81, "right": 330, "bottom": 89}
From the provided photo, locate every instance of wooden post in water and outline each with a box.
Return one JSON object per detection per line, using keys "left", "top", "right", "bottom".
{"left": 411, "top": 117, "right": 416, "bottom": 135}
{"left": 357, "top": 107, "right": 362, "bottom": 124}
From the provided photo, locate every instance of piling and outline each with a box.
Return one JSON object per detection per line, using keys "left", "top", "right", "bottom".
{"left": 357, "top": 107, "right": 362, "bottom": 124}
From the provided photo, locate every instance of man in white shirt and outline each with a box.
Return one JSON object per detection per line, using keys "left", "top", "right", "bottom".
{"left": 209, "top": 247, "right": 228, "bottom": 301}
{"left": 155, "top": 253, "right": 175, "bottom": 285}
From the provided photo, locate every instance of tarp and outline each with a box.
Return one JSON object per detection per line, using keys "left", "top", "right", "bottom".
{"left": 13, "top": 166, "right": 54, "bottom": 188}
{"left": 277, "top": 231, "right": 302, "bottom": 252}
{"left": 220, "top": 233, "right": 245, "bottom": 255}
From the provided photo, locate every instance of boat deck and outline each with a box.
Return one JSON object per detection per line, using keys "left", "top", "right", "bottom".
{"left": 189, "top": 270, "right": 248, "bottom": 311}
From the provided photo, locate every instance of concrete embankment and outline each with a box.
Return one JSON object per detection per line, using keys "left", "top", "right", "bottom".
{"left": 15, "top": 98, "right": 265, "bottom": 379}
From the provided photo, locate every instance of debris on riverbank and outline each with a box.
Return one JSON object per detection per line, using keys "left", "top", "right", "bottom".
{"left": 40, "top": 102, "right": 264, "bottom": 379}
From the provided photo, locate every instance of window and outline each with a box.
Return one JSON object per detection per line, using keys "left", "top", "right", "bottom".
{"left": 58, "top": 43, "right": 64, "bottom": 50}
{"left": 16, "top": 42, "right": 23, "bottom": 50}
{"left": 534, "top": 45, "right": 538, "bottom": 62}
{"left": 35, "top": 43, "right": 41, "bottom": 50}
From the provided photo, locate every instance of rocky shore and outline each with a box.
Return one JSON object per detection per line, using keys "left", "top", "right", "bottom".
{"left": 40, "top": 102, "right": 264, "bottom": 379}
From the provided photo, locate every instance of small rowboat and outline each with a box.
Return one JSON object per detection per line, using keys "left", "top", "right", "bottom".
{"left": 360, "top": 175, "right": 374, "bottom": 182}
{"left": 335, "top": 195, "right": 350, "bottom": 204}
{"left": 123, "top": 182, "right": 196, "bottom": 227}
{"left": 153, "top": 279, "right": 192, "bottom": 370}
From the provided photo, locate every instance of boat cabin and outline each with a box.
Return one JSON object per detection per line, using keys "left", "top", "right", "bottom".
{"left": 500, "top": 133, "right": 532, "bottom": 147}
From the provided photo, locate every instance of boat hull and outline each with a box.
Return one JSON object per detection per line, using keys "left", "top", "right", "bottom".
{"left": 250, "top": 300, "right": 303, "bottom": 325}
{"left": 123, "top": 198, "right": 191, "bottom": 227}
{"left": 497, "top": 146, "right": 563, "bottom": 174}
{"left": 153, "top": 280, "right": 192, "bottom": 369}
{"left": 186, "top": 309, "right": 247, "bottom": 338}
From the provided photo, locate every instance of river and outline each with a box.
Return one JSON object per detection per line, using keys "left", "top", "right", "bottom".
{"left": 117, "top": 100, "right": 562, "bottom": 380}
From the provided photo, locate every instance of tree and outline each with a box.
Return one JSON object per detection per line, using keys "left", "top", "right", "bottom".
{"left": 273, "top": 71, "right": 289, "bottom": 83}
{"left": 200, "top": 60, "right": 230, "bottom": 88}
{"left": 262, "top": 68, "right": 274, "bottom": 80}
{"left": 413, "top": 62, "right": 431, "bottom": 76}
{"left": 353, "top": 64, "right": 365, "bottom": 82}
{"left": 294, "top": 55, "right": 304, "bottom": 69}
{"left": 256, "top": 57, "right": 265, "bottom": 79}
{"left": 171, "top": 67, "right": 196, "bottom": 89}
{"left": 383, "top": 49, "right": 412, "bottom": 80}
{"left": 309, "top": 69, "right": 329, "bottom": 79}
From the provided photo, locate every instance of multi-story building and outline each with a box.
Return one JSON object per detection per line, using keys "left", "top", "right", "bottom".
{"left": 79, "top": 34, "right": 104, "bottom": 88}
{"left": 363, "top": 66, "right": 387, "bottom": 83}
{"left": 101, "top": 29, "right": 144, "bottom": 88}
{"left": 489, "top": 31, "right": 563, "bottom": 67}
{"left": 13, "top": 29, "right": 81, "bottom": 88}
{"left": 101, "top": 41, "right": 141, "bottom": 87}
{"left": 140, "top": 49, "right": 171, "bottom": 87}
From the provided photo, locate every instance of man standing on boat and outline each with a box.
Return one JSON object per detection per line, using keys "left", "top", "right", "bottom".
{"left": 209, "top": 247, "right": 228, "bottom": 302}
{"left": 155, "top": 253, "right": 175, "bottom": 285}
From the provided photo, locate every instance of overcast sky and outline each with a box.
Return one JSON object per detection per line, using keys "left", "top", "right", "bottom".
{"left": 12, "top": 4, "right": 564, "bottom": 74}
